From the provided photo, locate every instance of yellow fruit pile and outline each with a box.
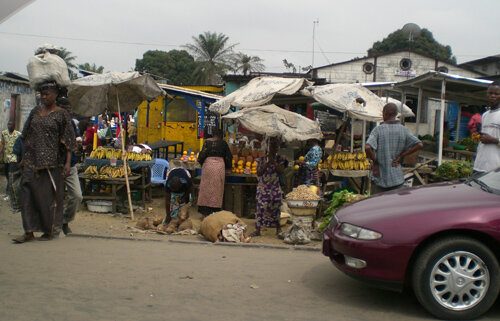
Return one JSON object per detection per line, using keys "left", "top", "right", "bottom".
{"left": 232, "top": 159, "right": 257, "bottom": 174}
{"left": 90, "top": 147, "right": 152, "bottom": 161}
{"left": 329, "top": 151, "right": 371, "bottom": 171}
{"left": 84, "top": 165, "right": 132, "bottom": 179}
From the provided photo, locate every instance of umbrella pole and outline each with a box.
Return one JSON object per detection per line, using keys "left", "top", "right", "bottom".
{"left": 116, "top": 91, "right": 135, "bottom": 220}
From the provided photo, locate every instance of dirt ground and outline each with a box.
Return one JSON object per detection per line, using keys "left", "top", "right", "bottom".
{"left": 1, "top": 174, "right": 320, "bottom": 248}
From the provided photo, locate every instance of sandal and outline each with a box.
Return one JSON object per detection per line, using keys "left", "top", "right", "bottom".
{"left": 249, "top": 230, "right": 261, "bottom": 237}
{"left": 12, "top": 233, "right": 35, "bottom": 244}
{"left": 39, "top": 233, "right": 54, "bottom": 241}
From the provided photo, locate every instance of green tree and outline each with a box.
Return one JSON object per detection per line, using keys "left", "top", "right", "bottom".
{"left": 232, "top": 53, "right": 265, "bottom": 75}
{"left": 183, "top": 32, "right": 237, "bottom": 85}
{"left": 56, "top": 47, "right": 78, "bottom": 79}
{"left": 368, "top": 28, "right": 456, "bottom": 63}
{"left": 282, "top": 59, "right": 297, "bottom": 73}
{"left": 78, "top": 62, "right": 104, "bottom": 74}
{"left": 135, "top": 50, "right": 196, "bottom": 85}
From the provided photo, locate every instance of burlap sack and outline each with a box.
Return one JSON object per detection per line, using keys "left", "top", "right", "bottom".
{"left": 199, "top": 211, "right": 243, "bottom": 242}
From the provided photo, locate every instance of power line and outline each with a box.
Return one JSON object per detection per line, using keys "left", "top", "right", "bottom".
{"left": 0, "top": 31, "right": 489, "bottom": 59}
{"left": 0, "top": 30, "right": 365, "bottom": 55}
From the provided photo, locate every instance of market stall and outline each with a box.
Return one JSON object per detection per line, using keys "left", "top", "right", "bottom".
{"left": 68, "top": 71, "right": 164, "bottom": 218}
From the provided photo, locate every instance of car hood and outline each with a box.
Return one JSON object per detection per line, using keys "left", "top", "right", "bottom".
{"left": 336, "top": 182, "right": 500, "bottom": 228}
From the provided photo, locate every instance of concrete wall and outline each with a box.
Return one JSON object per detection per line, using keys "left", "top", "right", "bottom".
{"left": 0, "top": 79, "right": 36, "bottom": 133}
{"left": 315, "top": 52, "right": 482, "bottom": 84}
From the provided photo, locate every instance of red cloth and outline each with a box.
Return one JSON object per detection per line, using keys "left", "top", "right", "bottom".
{"left": 82, "top": 126, "right": 102, "bottom": 147}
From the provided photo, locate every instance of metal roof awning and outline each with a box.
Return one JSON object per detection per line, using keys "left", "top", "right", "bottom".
{"left": 394, "top": 71, "right": 492, "bottom": 105}
{"left": 391, "top": 71, "right": 493, "bottom": 165}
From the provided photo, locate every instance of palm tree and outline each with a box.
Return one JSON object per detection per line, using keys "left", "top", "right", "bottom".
{"left": 56, "top": 47, "right": 78, "bottom": 79}
{"left": 183, "top": 32, "right": 237, "bottom": 85}
{"left": 78, "top": 62, "right": 104, "bottom": 74}
{"left": 232, "top": 53, "right": 265, "bottom": 75}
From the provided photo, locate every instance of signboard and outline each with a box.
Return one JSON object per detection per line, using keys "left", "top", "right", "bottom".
{"left": 395, "top": 69, "right": 416, "bottom": 77}
{"left": 197, "top": 102, "right": 218, "bottom": 138}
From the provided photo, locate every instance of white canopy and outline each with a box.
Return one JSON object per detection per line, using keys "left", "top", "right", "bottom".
{"left": 301, "top": 83, "right": 387, "bottom": 121}
{"left": 209, "top": 76, "right": 312, "bottom": 115}
{"left": 222, "top": 104, "right": 323, "bottom": 142}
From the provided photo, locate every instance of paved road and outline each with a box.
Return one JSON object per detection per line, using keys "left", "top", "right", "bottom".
{"left": 3, "top": 232, "right": 500, "bottom": 321}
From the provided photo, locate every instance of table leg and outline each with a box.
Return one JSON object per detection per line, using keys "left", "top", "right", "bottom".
{"left": 112, "top": 184, "right": 117, "bottom": 213}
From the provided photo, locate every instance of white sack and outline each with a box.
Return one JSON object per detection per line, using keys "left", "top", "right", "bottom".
{"left": 27, "top": 52, "right": 71, "bottom": 89}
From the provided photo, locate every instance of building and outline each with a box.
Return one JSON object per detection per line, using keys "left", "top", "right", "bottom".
{"left": 309, "top": 50, "right": 482, "bottom": 84}
{"left": 0, "top": 72, "right": 36, "bottom": 132}
{"left": 459, "top": 54, "right": 500, "bottom": 80}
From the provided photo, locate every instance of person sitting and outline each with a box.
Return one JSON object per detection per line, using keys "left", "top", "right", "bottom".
{"left": 163, "top": 168, "right": 193, "bottom": 234}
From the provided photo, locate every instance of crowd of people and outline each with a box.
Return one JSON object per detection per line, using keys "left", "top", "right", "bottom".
{"left": 5, "top": 78, "right": 500, "bottom": 243}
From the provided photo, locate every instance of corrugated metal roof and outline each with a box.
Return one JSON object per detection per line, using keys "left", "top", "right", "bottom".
{"left": 158, "top": 83, "right": 221, "bottom": 101}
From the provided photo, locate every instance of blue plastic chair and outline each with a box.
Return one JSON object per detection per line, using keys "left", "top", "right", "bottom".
{"left": 150, "top": 158, "right": 169, "bottom": 186}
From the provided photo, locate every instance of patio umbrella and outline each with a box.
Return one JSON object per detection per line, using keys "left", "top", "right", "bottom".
{"left": 302, "top": 83, "right": 386, "bottom": 121}
{"left": 222, "top": 104, "right": 322, "bottom": 142}
{"left": 68, "top": 71, "right": 164, "bottom": 219}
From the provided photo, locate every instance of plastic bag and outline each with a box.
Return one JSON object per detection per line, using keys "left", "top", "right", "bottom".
{"left": 27, "top": 52, "right": 71, "bottom": 89}
{"left": 283, "top": 223, "right": 311, "bottom": 244}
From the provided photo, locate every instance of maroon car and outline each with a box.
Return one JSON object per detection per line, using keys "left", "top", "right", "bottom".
{"left": 323, "top": 169, "right": 500, "bottom": 320}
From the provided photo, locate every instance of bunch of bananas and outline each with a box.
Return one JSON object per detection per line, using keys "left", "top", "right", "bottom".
{"left": 124, "top": 152, "right": 152, "bottom": 162}
{"left": 84, "top": 165, "right": 99, "bottom": 175}
{"left": 329, "top": 151, "right": 371, "bottom": 171}
{"left": 84, "top": 165, "right": 132, "bottom": 179}
{"left": 99, "top": 165, "right": 132, "bottom": 178}
{"left": 89, "top": 147, "right": 152, "bottom": 161}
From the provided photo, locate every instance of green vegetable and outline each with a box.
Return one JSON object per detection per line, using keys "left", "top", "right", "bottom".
{"left": 318, "top": 190, "right": 366, "bottom": 232}
{"left": 435, "top": 161, "right": 473, "bottom": 181}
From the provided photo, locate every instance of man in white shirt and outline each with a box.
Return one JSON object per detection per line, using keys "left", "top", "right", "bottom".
{"left": 474, "top": 82, "right": 500, "bottom": 172}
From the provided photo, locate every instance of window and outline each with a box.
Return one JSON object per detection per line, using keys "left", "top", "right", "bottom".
{"left": 400, "top": 58, "right": 412, "bottom": 70}
{"left": 437, "top": 66, "right": 448, "bottom": 73}
{"left": 363, "top": 62, "right": 374, "bottom": 74}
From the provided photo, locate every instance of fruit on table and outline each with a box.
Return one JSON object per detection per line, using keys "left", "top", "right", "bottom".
{"left": 294, "top": 165, "right": 300, "bottom": 170}
{"left": 299, "top": 156, "right": 305, "bottom": 161}
{"left": 330, "top": 151, "right": 371, "bottom": 171}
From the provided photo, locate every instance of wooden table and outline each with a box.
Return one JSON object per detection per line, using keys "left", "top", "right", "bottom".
{"left": 443, "top": 147, "right": 476, "bottom": 161}
{"left": 329, "top": 169, "right": 371, "bottom": 194}
{"left": 149, "top": 140, "right": 184, "bottom": 159}
{"left": 79, "top": 174, "right": 142, "bottom": 213}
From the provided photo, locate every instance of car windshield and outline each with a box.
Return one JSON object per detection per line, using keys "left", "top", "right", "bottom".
{"left": 465, "top": 169, "right": 500, "bottom": 195}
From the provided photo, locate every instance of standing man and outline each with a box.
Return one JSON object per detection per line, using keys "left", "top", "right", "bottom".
{"left": 1, "top": 120, "right": 21, "bottom": 201}
{"left": 474, "top": 82, "right": 500, "bottom": 172}
{"left": 365, "top": 103, "right": 423, "bottom": 194}
{"left": 58, "top": 97, "right": 83, "bottom": 235}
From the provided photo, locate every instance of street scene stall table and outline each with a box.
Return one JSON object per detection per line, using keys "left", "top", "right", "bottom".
{"left": 149, "top": 140, "right": 184, "bottom": 159}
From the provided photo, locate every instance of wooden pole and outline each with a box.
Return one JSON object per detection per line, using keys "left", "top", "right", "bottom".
{"left": 116, "top": 89, "right": 135, "bottom": 219}
{"left": 438, "top": 79, "right": 446, "bottom": 165}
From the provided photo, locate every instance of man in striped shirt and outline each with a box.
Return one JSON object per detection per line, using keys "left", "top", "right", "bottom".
{"left": 366, "top": 103, "right": 423, "bottom": 194}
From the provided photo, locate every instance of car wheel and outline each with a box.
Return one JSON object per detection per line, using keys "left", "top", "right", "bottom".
{"left": 412, "top": 236, "right": 500, "bottom": 320}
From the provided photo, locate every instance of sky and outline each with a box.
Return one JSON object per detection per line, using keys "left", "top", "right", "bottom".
{"left": 1, "top": 0, "right": 500, "bottom": 78}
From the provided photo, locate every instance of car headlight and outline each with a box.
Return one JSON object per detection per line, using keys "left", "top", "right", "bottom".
{"left": 327, "top": 214, "right": 339, "bottom": 230}
{"left": 340, "top": 223, "right": 382, "bottom": 240}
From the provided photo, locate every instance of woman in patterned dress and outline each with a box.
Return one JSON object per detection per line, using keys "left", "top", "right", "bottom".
{"left": 251, "top": 137, "right": 288, "bottom": 237}
{"left": 12, "top": 82, "right": 76, "bottom": 243}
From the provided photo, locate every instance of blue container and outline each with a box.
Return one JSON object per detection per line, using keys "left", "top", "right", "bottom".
{"left": 195, "top": 168, "right": 202, "bottom": 177}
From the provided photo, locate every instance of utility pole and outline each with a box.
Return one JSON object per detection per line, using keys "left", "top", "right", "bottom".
{"left": 312, "top": 19, "right": 319, "bottom": 68}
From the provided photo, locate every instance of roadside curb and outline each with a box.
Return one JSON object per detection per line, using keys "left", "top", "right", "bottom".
{"left": 68, "top": 233, "right": 321, "bottom": 252}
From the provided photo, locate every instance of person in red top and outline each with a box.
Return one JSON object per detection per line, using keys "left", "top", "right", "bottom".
{"left": 81, "top": 120, "right": 101, "bottom": 152}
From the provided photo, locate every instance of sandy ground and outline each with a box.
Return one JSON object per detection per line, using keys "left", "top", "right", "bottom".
{"left": 1, "top": 174, "right": 320, "bottom": 248}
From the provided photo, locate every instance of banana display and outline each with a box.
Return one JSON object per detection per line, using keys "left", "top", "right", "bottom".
{"left": 328, "top": 151, "right": 371, "bottom": 171}
{"left": 84, "top": 165, "right": 132, "bottom": 179}
{"left": 89, "top": 147, "right": 152, "bottom": 161}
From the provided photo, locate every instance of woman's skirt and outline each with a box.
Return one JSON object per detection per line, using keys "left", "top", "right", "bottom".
{"left": 20, "top": 167, "right": 64, "bottom": 234}
{"left": 197, "top": 157, "right": 225, "bottom": 211}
